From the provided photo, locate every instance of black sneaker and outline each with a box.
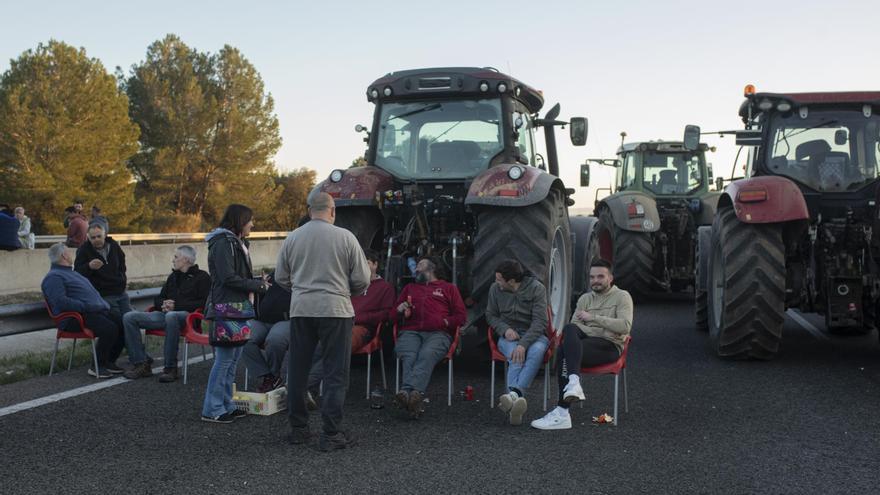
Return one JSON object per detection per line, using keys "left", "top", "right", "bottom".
{"left": 288, "top": 427, "right": 314, "bottom": 445}
{"left": 87, "top": 366, "right": 112, "bottom": 379}
{"left": 105, "top": 362, "right": 125, "bottom": 374}
{"left": 230, "top": 408, "right": 248, "bottom": 420}
{"left": 201, "top": 413, "right": 234, "bottom": 424}
{"left": 317, "top": 431, "right": 356, "bottom": 452}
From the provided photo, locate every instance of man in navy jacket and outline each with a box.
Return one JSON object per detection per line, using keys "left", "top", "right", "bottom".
{"left": 41, "top": 243, "right": 125, "bottom": 377}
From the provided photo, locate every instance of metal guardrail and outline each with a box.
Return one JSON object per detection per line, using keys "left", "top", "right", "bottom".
{"left": 34, "top": 231, "right": 290, "bottom": 247}
{"left": 0, "top": 288, "right": 161, "bottom": 338}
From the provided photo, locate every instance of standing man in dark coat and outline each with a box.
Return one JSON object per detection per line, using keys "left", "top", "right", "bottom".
{"left": 74, "top": 222, "right": 131, "bottom": 321}
{"left": 275, "top": 191, "right": 370, "bottom": 451}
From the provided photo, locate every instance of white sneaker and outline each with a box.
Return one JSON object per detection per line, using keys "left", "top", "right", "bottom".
{"left": 509, "top": 396, "right": 528, "bottom": 426}
{"left": 530, "top": 407, "right": 572, "bottom": 430}
{"left": 562, "top": 380, "right": 585, "bottom": 404}
{"left": 498, "top": 393, "right": 514, "bottom": 413}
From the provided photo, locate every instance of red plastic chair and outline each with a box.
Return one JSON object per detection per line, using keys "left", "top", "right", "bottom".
{"left": 181, "top": 310, "right": 209, "bottom": 384}
{"left": 352, "top": 322, "right": 387, "bottom": 399}
{"left": 44, "top": 300, "right": 101, "bottom": 379}
{"left": 488, "top": 308, "right": 558, "bottom": 411}
{"left": 579, "top": 336, "right": 631, "bottom": 426}
{"left": 142, "top": 306, "right": 203, "bottom": 372}
{"left": 393, "top": 324, "right": 461, "bottom": 406}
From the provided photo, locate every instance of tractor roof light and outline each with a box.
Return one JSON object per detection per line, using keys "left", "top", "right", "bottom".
{"left": 497, "top": 82, "right": 507, "bottom": 93}
{"left": 508, "top": 165, "right": 524, "bottom": 180}
{"left": 758, "top": 99, "right": 773, "bottom": 111}
{"left": 737, "top": 188, "right": 768, "bottom": 203}
{"left": 479, "top": 81, "right": 489, "bottom": 92}
{"left": 329, "top": 169, "right": 344, "bottom": 183}
{"left": 369, "top": 88, "right": 379, "bottom": 99}
{"left": 777, "top": 101, "right": 792, "bottom": 112}
{"left": 383, "top": 86, "right": 393, "bottom": 97}
{"left": 744, "top": 84, "right": 756, "bottom": 97}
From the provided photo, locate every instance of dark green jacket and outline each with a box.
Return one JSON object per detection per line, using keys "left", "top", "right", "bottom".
{"left": 485, "top": 275, "right": 548, "bottom": 350}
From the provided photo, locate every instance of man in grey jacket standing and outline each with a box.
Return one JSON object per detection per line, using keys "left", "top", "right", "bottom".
{"left": 485, "top": 259, "right": 549, "bottom": 426}
{"left": 275, "top": 191, "right": 370, "bottom": 451}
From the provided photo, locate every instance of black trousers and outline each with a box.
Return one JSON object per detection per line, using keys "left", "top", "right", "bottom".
{"left": 556, "top": 323, "right": 620, "bottom": 407}
{"left": 62, "top": 311, "right": 125, "bottom": 366}
{"left": 287, "top": 317, "right": 353, "bottom": 435}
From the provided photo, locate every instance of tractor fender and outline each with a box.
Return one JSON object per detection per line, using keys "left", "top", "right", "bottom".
{"left": 696, "top": 192, "right": 722, "bottom": 226}
{"left": 465, "top": 163, "right": 561, "bottom": 207}
{"left": 596, "top": 192, "right": 662, "bottom": 233}
{"left": 718, "top": 176, "right": 809, "bottom": 224}
{"left": 316, "top": 166, "right": 394, "bottom": 207}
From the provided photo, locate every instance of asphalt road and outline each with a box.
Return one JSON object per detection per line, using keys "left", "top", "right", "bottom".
{"left": 2, "top": 295, "right": 879, "bottom": 494}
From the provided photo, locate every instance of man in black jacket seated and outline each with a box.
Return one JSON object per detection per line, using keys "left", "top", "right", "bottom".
{"left": 122, "top": 245, "right": 211, "bottom": 381}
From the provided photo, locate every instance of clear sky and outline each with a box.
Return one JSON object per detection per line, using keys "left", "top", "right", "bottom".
{"left": 2, "top": 0, "right": 877, "bottom": 212}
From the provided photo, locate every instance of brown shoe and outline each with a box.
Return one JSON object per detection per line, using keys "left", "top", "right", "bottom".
{"left": 158, "top": 367, "right": 178, "bottom": 383}
{"left": 407, "top": 390, "right": 424, "bottom": 418}
{"left": 123, "top": 362, "right": 152, "bottom": 380}
{"left": 394, "top": 390, "right": 410, "bottom": 410}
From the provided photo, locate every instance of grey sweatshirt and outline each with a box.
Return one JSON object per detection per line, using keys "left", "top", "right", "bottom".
{"left": 274, "top": 219, "right": 370, "bottom": 318}
{"left": 485, "top": 275, "right": 548, "bottom": 350}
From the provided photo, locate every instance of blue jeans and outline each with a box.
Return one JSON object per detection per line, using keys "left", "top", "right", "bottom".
{"left": 497, "top": 335, "right": 549, "bottom": 392}
{"left": 122, "top": 310, "right": 188, "bottom": 366}
{"left": 201, "top": 346, "right": 243, "bottom": 417}
{"left": 242, "top": 320, "right": 290, "bottom": 379}
{"left": 103, "top": 293, "right": 132, "bottom": 320}
{"left": 395, "top": 330, "right": 452, "bottom": 393}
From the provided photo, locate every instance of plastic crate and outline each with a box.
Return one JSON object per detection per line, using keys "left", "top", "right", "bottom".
{"left": 232, "top": 384, "right": 287, "bottom": 416}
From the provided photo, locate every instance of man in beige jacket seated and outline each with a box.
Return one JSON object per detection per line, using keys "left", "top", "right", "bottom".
{"left": 531, "top": 258, "right": 633, "bottom": 430}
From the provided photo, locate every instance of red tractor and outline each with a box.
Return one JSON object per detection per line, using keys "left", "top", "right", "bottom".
{"left": 693, "top": 86, "right": 880, "bottom": 359}
{"left": 313, "top": 67, "right": 587, "bottom": 337}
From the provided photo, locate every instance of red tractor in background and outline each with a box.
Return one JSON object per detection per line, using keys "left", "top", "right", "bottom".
{"left": 313, "top": 67, "right": 587, "bottom": 344}
{"left": 693, "top": 86, "right": 880, "bottom": 359}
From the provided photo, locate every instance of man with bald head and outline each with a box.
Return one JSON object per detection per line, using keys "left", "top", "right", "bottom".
{"left": 275, "top": 190, "right": 371, "bottom": 451}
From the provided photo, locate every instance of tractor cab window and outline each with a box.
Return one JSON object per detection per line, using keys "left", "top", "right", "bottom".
{"left": 621, "top": 153, "right": 637, "bottom": 190}
{"left": 375, "top": 99, "right": 504, "bottom": 179}
{"left": 766, "top": 110, "right": 880, "bottom": 192}
{"left": 642, "top": 151, "right": 703, "bottom": 195}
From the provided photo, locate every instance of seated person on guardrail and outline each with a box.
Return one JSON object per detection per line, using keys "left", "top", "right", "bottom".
{"left": 15, "top": 207, "right": 35, "bottom": 250}
{"left": 0, "top": 205, "right": 21, "bottom": 251}
{"left": 390, "top": 257, "right": 466, "bottom": 418}
{"left": 486, "top": 259, "right": 549, "bottom": 426}
{"left": 243, "top": 270, "right": 293, "bottom": 393}
{"left": 41, "top": 242, "right": 126, "bottom": 378}
{"left": 74, "top": 222, "right": 132, "bottom": 320}
{"left": 123, "top": 245, "right": 210, "bottom": 381}
{"left": 531, "top": 258, "right": 633, "bottom": 431}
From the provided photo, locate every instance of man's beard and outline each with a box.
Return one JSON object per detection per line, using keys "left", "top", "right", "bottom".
{"left": 591, "top": 284, "right": 609, "bottom": 293}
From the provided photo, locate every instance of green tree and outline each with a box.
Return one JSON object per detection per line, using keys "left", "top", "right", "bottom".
{"left": 260, "top": 168, "right": 316, "bottom": 231}
{"left": 350, "top": 155, "right": 367, "bottom": 168}
{"left": 124, "top": 35, "right": 282, "bottom": 229}
{"left": 0, "top": 40, "right": 140, "bottom": 233}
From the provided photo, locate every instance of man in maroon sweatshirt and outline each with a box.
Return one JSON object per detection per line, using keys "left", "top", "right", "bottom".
{"left": 351, "top": 249, "right": 396, "bottom": 350}
{"left": 391, "top": 257, "right": 466, "bottom": 418}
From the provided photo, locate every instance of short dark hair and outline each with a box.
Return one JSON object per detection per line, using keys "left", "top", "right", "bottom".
{"left": 495, "top": 260, "right": 524, "bottom": 282}
{"left": 64, "top": 206, "right": 75, "bottom": 214}
{"left": 590, "top": 258, "right": 613, "bottom": 274}
{"left": 364, "top": 249, "right": 381, "bottom": 264}
{"left": 418, "top": 256, "right": 446, "bottom": 280}
{"left": 218, "top": 204, "right": 254, "bottom": 236}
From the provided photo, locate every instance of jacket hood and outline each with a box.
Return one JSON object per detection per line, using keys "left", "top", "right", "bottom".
{"left": 206, "top": 228, "right": 236, "bottom": 243}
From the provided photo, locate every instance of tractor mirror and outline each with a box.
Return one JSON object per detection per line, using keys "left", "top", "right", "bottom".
{"left": 716, "top": 177, "right": 725, "bottom": 191}
{"left": 834, "top": 129, "right": 848, "bottom": 146}
{"left": 707, "top": 163, "right": 714, "bottom": 182}
{"left": 570, "top": 117, "right": 588, "bottom": 146}
{"left": 683, "top": 125, "right": 701, "bottom": 151}
{"left": 735, "top": 129, "right": 762, "bottom": 146}
{"left": 580, "top": 162, "right": 590, "bottom": 187}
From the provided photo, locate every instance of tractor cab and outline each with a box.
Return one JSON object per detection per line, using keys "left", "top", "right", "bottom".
{"left": 615, "top": 141, "right": 711, "bottom": 197}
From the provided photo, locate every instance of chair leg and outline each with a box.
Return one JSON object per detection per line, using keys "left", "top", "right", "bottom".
{"left": 613, "top": 374, "right": 619, "bottom": 426}
{"left": 395, "top": 358, "right": 399, "bottom": 394}
{"left": 447, "top": 359, "right": 453, "bottom": 407}
{"left": 49, "top": 338, "right": 60, "bottom": 376}
{"left": 91, "top": 340, "right": 100, "bottom": 380}
{"left": 543, "top": 363, "right": 549, "bottom": 411}
{"left": 201, "top": 345, "right": 207, "bottom": 361}
{"left": 183, "top": 343, "right": 189, "bottom": 385}
{"left": 244, "top": 368, "right": 249, "bottom": 391}
{"left": 490, "top": 361, "right": 495, "bottom": 408}
{"left": 623, "top": 368, "right": 629, "bottom": 413}
{"left": 67, "top": 339, "right": 77, "bottom": 371}
{"left": 379, "top": 349, "right": 387, "bottom": 390}
{"left": 366, "top": 353, "right": 372, "bottom": 399}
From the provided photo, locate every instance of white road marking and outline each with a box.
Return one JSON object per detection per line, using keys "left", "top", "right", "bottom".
{"left": 0, "top": 353, "right": 214, "bottom": 418}
{"left": 786, "top": 309, "right": 830, "bottom": 341}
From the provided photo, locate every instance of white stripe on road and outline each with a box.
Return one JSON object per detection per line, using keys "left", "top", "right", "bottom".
{"left": 0, "top": 353, "right": 214, "bottom": 418}
{"left": 786, "top": 309, "right": 830, "bottom": 341}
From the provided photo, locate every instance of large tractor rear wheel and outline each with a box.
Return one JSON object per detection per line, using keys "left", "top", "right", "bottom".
{"left": 570, "top": 215, "right": 599, "bottom": 303}
{"left": 472, "top": 188, "right": 572, "bottom": 332}
{"left": 708, "top": 207, "right": 785, "bottom": 359}
{"left": 694, "top": 225, "right": 712, "bottom": 332}
{"left": 596, "top": 208, "right": 655, "bottom": 299}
